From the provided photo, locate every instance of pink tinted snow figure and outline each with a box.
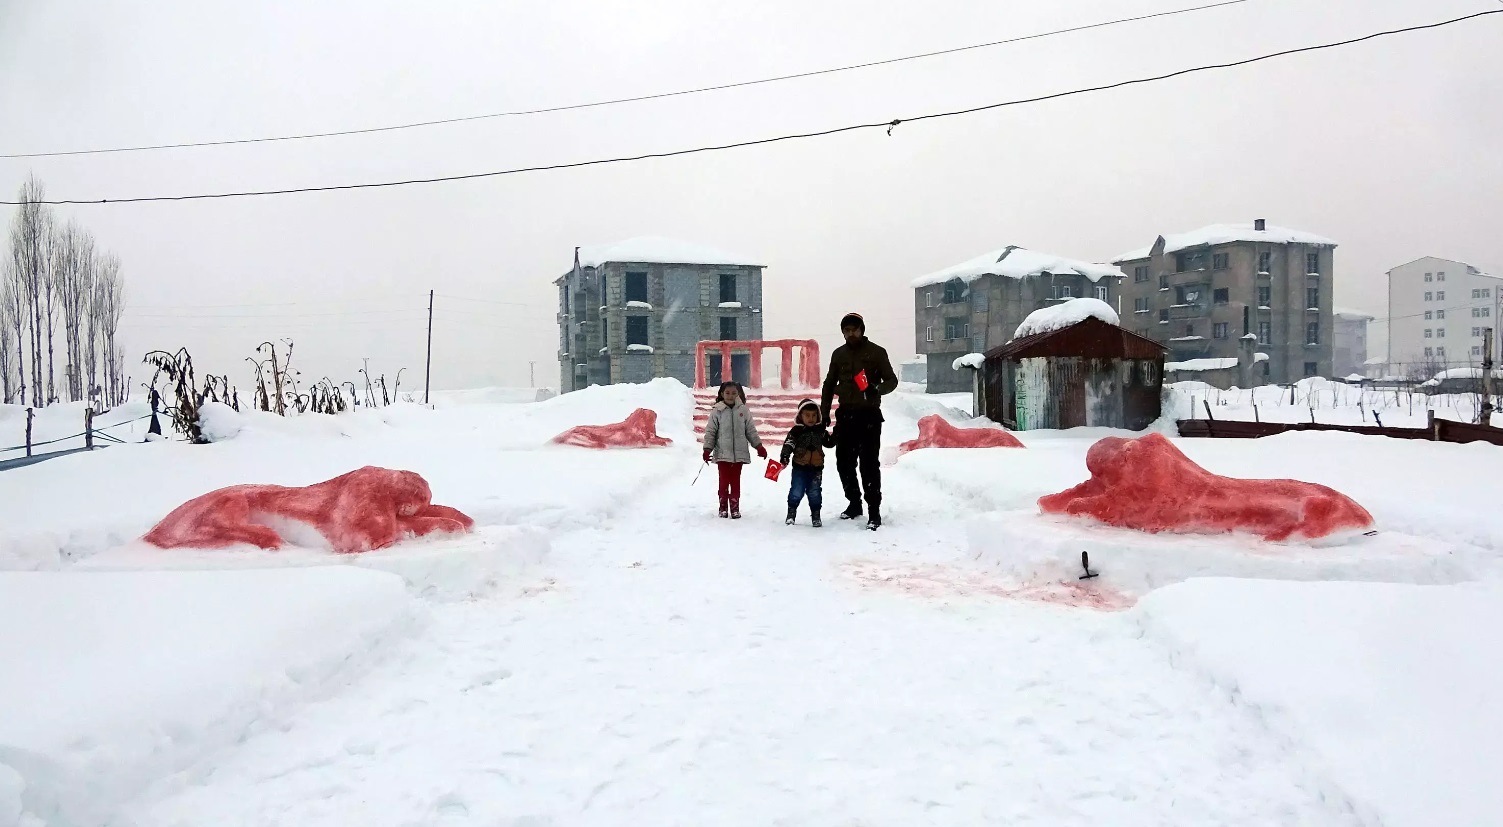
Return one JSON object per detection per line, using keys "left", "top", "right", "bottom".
{"left": 142, "top": 466, "right": 474, "bottom": 553}
{"left": 895, "top": 414, "right": 1024, "bottom": 456}
{"left": 550, "top": 407, "right": 672, "bottom": 449}
{"left": 1037, "top": 432, "right": 1373, "bottom": 542}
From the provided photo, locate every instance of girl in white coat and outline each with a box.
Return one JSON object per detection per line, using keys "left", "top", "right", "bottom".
{"left": 702, "top": 381, "right": 766, "bottom": 518}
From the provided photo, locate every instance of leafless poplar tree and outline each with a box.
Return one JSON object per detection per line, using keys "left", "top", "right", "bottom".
{"left": 92, "top": 254, "right": 125, "bottom": 406}
{"left": 0, "top": 270, "right": 17, "bottom": 403}
{"left": 51, "top": 221, "right": 95, "bottom": 402}
{"left": 8, "top": 175, "right": 52, "bottom": 405}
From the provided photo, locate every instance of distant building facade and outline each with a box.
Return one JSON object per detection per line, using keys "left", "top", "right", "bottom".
{"left": 1385, "top": 256, "right": 1502, "bottom": 378}
{"left": 1114, "top": 220, "right": 1336, "bottom": 385}
{"left": 1332, "top": 307, "right": 1374, "bottom": 378}
{"left": 555, "top": 237, "right": 764, "bottom": 392}
{"left": 911, "top": 245, "right": 1124, "bottom": 393}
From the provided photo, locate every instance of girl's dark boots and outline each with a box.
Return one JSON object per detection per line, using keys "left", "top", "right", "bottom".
{"left": 730, "top": 499, "right": 742, "bottom": 520}
{"left": 718, "top": 497, "right": 729, "bottom": 519}
{"left": 785, "top": 505, "right": 797, "bottom": 526}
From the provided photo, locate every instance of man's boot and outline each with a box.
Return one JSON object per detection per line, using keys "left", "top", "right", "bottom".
{"left": 785, "top": 505, "right": 797, "bottom": 526}
{"left": 718, "top": 497, "right": 729, "bottom": 519}
{"left": 867, "top": 505, "right": 882, "bottom": 531}
{"left": 840, "top": 501, "right": 863, "bottom": 520}
{"left": 730, "top": 499, "right": 742, "bottom": 519}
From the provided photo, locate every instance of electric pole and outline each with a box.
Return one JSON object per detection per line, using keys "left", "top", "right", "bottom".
{"left": 1480, "top": 327, "right": 1495, "bottom": 426}
{"left": 529, "top": 361, "right": 535, "bottom": 388}
{"left": 424, "top": 289, "right": 434, "bottom": 405}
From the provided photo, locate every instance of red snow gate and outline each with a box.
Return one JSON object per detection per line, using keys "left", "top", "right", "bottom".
{"left": 143, "top": 466, "right": 475, "bottom": 553}
{"left": 1037, "top": 432, "right": 1373, "bottom": 542}
{"left": 896, "top": 414, "right": 1024, "bottom": 456}
{"left": 551, "top": 407, "right": 672, "bottom": 449}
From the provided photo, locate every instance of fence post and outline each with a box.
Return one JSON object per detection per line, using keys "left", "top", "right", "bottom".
{"left": 1480, "top": 328, "right": 1495, "bottom": 426}
{"left": 24, "top": 408, "right": 33, "bottom": 457}
{"left": 1428, "top": 408, "right": 1438, "bottom": 441}
{"left": 85, "top": 407, "right": 94, "bottom": 450}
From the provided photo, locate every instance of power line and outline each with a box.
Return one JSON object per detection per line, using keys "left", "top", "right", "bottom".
{"left": 0, "top": 0, "right": 1249, "bottom": 159}
{"left": 8, "top": 9, "right": 1500, "bottom": 207}
{"left": 125, "top": 308, "right": 423, "bottom": 319}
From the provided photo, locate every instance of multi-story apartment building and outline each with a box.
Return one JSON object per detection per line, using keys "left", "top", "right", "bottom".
{"left": 555, "top": 237, "right": 764, "bottom": 393}
{"left": 1114, "top": 220, "right": 1336, "bottom": 384}
{"left": 1385, "top": 256, "right": 1502, "bottom": 377}
{"left": 1333, "top": 307, "right": 1375, "bottom": 378}
{"left": 911, "top": 245, "right": 1123, "bottom": 393}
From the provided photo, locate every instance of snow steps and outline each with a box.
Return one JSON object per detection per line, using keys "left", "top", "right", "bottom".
{"left": 691, "top": 388, "right": 817, "bottom": 446}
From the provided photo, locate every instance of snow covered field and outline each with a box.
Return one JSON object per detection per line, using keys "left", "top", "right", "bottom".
{"left": 1, "top": 379, "right": 1499, "bottom": 826}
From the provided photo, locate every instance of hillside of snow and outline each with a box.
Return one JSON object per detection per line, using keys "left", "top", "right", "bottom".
{"left": 2, "top": 378, "right": 1500, "bottom": 826}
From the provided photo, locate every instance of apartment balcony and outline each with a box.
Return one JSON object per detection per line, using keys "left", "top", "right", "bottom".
{"left": 1166, "top": 303, "right": 1210, "bottom": 321}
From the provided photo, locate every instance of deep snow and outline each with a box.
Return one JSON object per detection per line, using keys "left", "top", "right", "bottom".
{"left": 2, "top": 378, "right": 1499, "bottom": 826}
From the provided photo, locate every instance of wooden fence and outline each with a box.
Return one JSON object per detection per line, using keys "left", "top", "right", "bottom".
{"left": 1176, "top": 410, "right": 1503, "bottom": 447}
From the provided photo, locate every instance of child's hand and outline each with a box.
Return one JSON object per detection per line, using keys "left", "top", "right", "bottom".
{"left": 702, "top": 450, "right": 712, "bottom": 464}
{"left": 756, "top": 445, "right": 767, "bottom": 459}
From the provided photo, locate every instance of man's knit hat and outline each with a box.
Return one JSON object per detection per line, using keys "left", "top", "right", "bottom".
{"left": 839, "top": 312, "right": 865, "bottom": 332}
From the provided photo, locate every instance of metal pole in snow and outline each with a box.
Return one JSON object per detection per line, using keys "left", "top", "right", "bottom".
{"left": 424, "top": 289, "right": 434, "bottom": 405}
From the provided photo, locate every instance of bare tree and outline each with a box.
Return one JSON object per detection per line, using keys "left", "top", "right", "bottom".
{"left": 9, "top": 175, "right": 52, "bottom": 406}
{"left": 93, "top": 255, "right": 125, "bottom": 406}
{"left": 51, "top": 221, "right": 95, "bottom": 402}
{"left": 40, "top": 217, "right": 59, "bottom": 403}
{"left": 0, "top": 269, "right": 16, "bottom": 403}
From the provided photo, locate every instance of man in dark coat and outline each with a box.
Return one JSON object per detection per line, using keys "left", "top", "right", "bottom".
{"left": 820, "top": 312, "right": 898, "bottom": 529}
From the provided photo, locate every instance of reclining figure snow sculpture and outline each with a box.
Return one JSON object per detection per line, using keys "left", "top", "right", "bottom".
{"left": 896, "top": 414, "right": 1024, "bottom": 456}
{"left": 1037, "top": 432, "right": 1373, "bottom": 542}
{"left": 551, "top": 407, "right": 672, "bottom": 449}
{"left": 143, "top": 466, "right": 474, "bottom": 553}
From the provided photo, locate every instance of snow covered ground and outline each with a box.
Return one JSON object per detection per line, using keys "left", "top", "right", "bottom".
{"left": 1, "top": 378, "right": 1499, "bottom": 826}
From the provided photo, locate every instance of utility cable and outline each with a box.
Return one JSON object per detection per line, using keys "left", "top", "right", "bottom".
{"left": 8, "top": 9, "right": 1499, "bottom": 206}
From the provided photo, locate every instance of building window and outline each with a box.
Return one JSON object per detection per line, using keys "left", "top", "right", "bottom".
{"left": 1425, "top": 311, "right": 1433, "bottom": 320}
{"left": 1212, "top": 253, "right": 1229, "bottom": 270}
{"left": 1474, "top": 327, "right": 1483, "bottom": 337}
{"left": 1437, "top": 271, "right": 1446, "bottom": 281}
{"left": 945, "top": 318, "right": 968, "bottom": 340}
{"left": 1306, "top": 322, "right": 1319, "bottom": 345}
{"left": 1306, "top": 286, "right": 1319, "bottom": 308}
{"left": 1257, "top": 285, "right": 1271, "bottom": 306}
{"left": 1306, "top": 252, "right": 1320, "bottom": 274}
{"left": 925, "top": 290, "right": 934, "bottom": 308}
{"left": 1304, "top": 362, "right": 1318, "bottom": 377}
{"left": 562, "top": 288, "right": 571, "bottom": 315}
{"left": 1159, "top": 275, "right": 1169, "bottom": 289}
{"left": 1437, "top": 346, "right": 1446, "bottom": 357}
{"left": 1424, "top": 347, "right": 1433, "bottom": 357}
{"left": 1262, "top": 361, "right": 1270, "bottom": 377}
{"left": 720, "top": 316, "right": 737, "bottom": 341}
{"left": 602, "top": 316, "right": 608, "bottom": 347}
{"left": 1474, "top": 346, "right": 1483, "bottom": 356}
{"left": 1437, "top": 291, "right": 1446, "bottom": 301}
{"left": 1425, "top": 292, "right": 1433, "bottom": 302}
{"left": 1159, "top": 308, "right": 1169, "bottom": 322}
{"left": 1437, "top": 328, "right": 1446, "bottom": 338}
{"left": 1134, "top": 266, "right": 1149, "bottom": 282}
{"left": 1425, "top": 273, "right": 1433, "bottom": 282}
{"left": 1258, "top": 251, "right": 1272, "bottom": 273}
{"left": 1185, "top": 323, "right": 1195, "bottom": 337}
{"left": 1485, "top": 307, "right": 1493, "bottom": 318}
{"left": 972, "top": 333, "right": 986, "bottom": 353}
{"left": 1484, "top": 289, "right": 1493, "bottom": 298}
{"left": 1213, "top": 288, "right": 1229, "bottom": 305}
{"left": 1134, "top": 297, "right": 1149, "bottom": 313}
{"left": 1258, "top": 322, "right": 1271, "bottom": 344}
{"left": 1213, "top": 322, "right": 1229, "bottom": 339}
{"left": 973, "top": 288, "right": 989, "bottom": 312}
{"left": 1472, "top": 289, "right": 1482, "bottom": 299}
{"left": 1057, "top": 284, "right": 1074, "bottom": 299}
{"left": 943, "top": 278, "right": 966, "bottom": 304}
{"left": 1424, "top": 329, "right": 1433, "bottom": 338}
{"left": 1175, "top": 250, "right": 1207, "bottom": 272}
{"left": 926, "top": 326, "right": 933, "bottom": 343}
{"left": 1437, "top": 309, "right": 1446, "bottom": 319}
{"left": 719, "top": 273, "right": 737, "bottom": 303}
{"left": 1095, "top": 285, "right": 1108, "bottom": 301}
{"left": 627, "top": 315, "right": 649, "bottom": 346}
{"left": 625, "top": 271, "right": 648, "bottom": 304}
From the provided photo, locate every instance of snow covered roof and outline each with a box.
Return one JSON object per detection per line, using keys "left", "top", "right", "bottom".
{"left": 575, "top": 236, "right": 763, "bottom": 268}
{"left": 952, "top": 353, "right": 985, "bottom": 371}
{"left": 1425, "top": 367, "right": 1503, "bottom": 384}
{"left": 1344, "top": 373, "right": 1366, "bottom": 382}
{"left": 1013, "top": 298, "right": 1120, "bottom": 339}
{"left": 1364, "top": 356, "right": 1387, "bottom": 365}
{"left": 1334, "top": 307, "right": 1375, "bottom": 321}
{"left": 1114, "top": 223, "right": 1337, "bottom": 263}
{"left": 911, "top": 245, "right": 1120, "bottom": 289}
{"left": 1165, "top": 357, "right": 1238, "bottom": 372}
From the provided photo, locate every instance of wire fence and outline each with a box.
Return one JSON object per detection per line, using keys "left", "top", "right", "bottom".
{"left": 0, "top": 412, "right": 155, "bottom": 456}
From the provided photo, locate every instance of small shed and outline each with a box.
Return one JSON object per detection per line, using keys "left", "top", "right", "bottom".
{"left": 983, "top": 313, "right": 1167, "bottom": 430}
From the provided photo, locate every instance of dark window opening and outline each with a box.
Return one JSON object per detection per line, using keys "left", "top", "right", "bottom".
{"left": 1306, "top": 322, "right": 1320, "bottom": 345}
{"left": 1258, "top": 322, "right": 1271, "bottom": 345}
{"left": 1212, "top": 253, "right": 1229, "bottom": 270}
{"left": 1303, "top": 361, "right": 1318, "bottom": 377}
{"left": 945, "top": 317, "right": 969, "bottom": 340}
{"left": 1258, "top": 251, "right": 1272, "bottom": 273}
{"left": 1159, "top": 308, "right": 1169, "bottom": 322}
{"left": 720, "top": 316, "right": 737, "bottom": 341}
{"left": 1159, "top": 275, "right": 1169, "bottom": 289}
{"left": 1306, "top": 286, "right": 1319, "bottom": 308}
{"left": 1306, "top": 252, "right": 1320, "bottom": 274}
{"left": 625, "top": 271, "right": 648, "bottom": 304}
{"left": 1213, "top": 323, "right": 1229, "bottom": 339}
{"left": 943, "top": 278, "right": 966, "bottom": 304}
{"left": 1257, "top": 285, "right": 1272, "bottom": 306}
{"left": 1213, "top": 288, "right": 1229, "bottom": 305}
{"left": 626, "top": 315, "right": 648, "bottom": 346}
{"left": 719, "top": 273, "right": 737, "bottom": 303}
{"left": 1134, "top": 266, "right": 1149, "bottom": 282}
{"left": 1175, "top": 250, "right": 1207, "bottom": 272}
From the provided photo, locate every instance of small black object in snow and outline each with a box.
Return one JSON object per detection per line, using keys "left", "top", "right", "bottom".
{"left": 1362, "top": 530, "right": 1379, "bottom": 537}
{"left": 1078, "top": 551, "right": 1099, "bottom": 580}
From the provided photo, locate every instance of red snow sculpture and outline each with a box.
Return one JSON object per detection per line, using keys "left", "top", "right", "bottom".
{"left": 1037, "top": 432, "right": 1373, "bottom": 542}
{"left": 896, "top": 414, "right": 1024, "bottom": 456}
{"left": 143, "top": 466, "right": 474, "bottom": 553}
{"left": 551, "top": 407, "right": 672, "bottom": 449}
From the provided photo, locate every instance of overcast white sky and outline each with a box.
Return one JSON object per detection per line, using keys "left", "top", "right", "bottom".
{"left": 2, "top": 0, "right": 1500, "bottom": 393}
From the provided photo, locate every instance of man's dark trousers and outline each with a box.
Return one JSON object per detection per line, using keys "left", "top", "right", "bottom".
{"left": 834, "top": 408, "right": 882, "bottom": 512}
